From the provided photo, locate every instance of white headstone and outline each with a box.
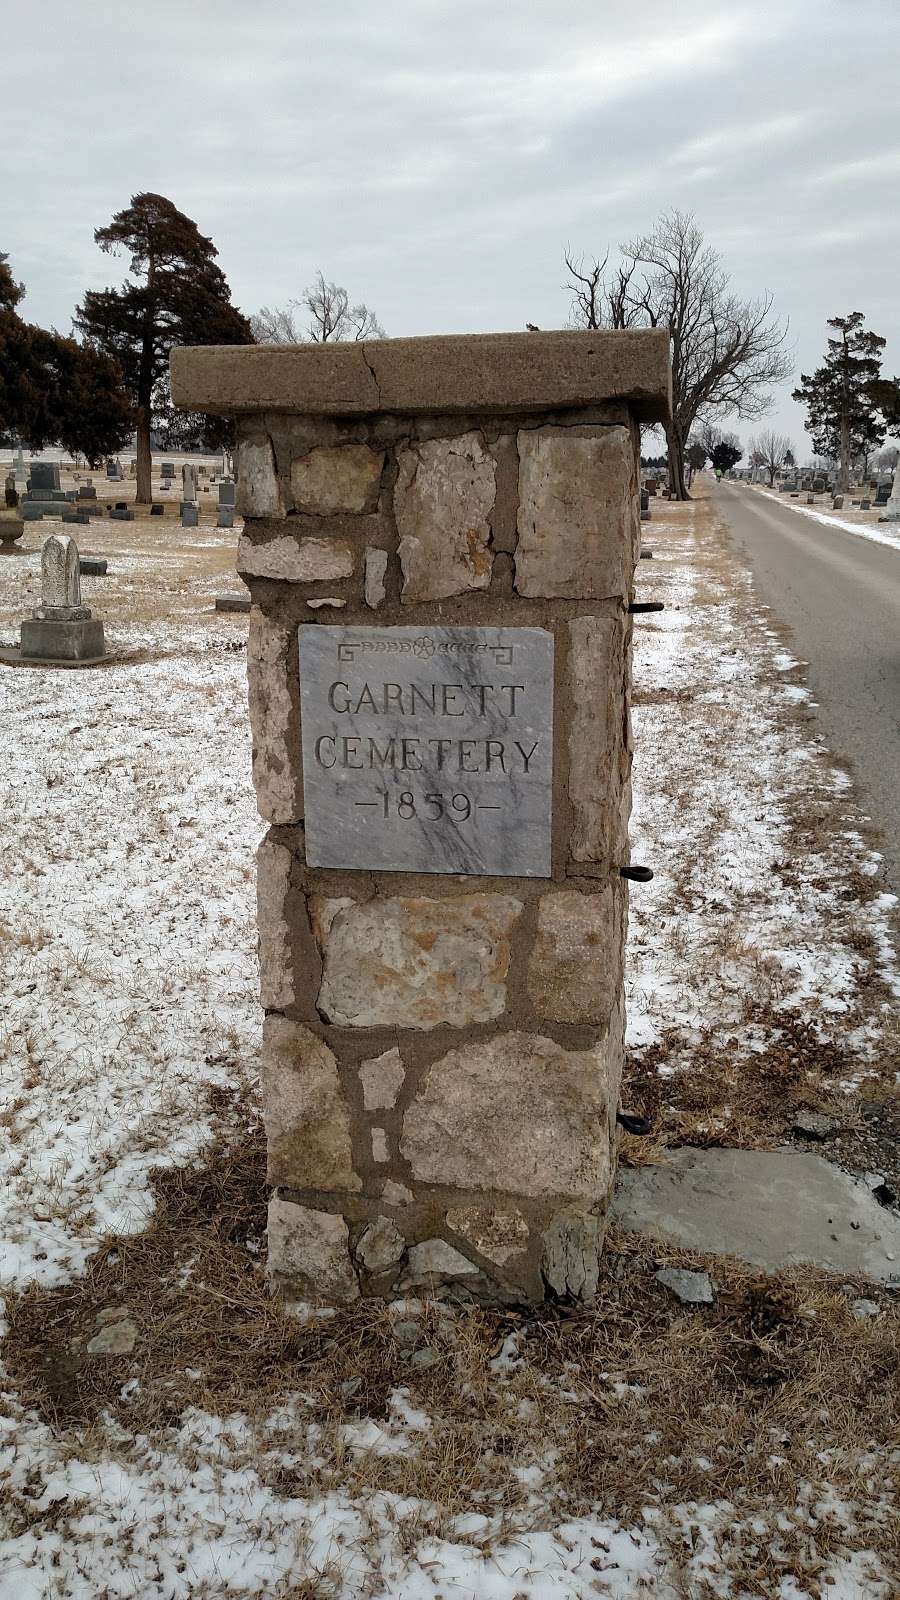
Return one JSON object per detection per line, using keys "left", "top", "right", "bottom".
{"left": 41, "top": 533, "right": 82, "bottom": 609}
{"left": 884, "top": 464, "right": 900, "bottom": 523}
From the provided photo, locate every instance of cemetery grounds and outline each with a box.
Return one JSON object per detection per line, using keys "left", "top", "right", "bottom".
{"left": 0, "top": 480, "right": 898, "bottom": 1599}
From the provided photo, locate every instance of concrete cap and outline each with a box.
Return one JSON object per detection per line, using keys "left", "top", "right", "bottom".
{"left": 170, "top": 329, "right": 671, "bottom": 423}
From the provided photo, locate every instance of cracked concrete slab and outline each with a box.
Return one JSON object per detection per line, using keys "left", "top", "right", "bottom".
{"left": 612, "top": 1147, "right": 900, "bottom": 1283}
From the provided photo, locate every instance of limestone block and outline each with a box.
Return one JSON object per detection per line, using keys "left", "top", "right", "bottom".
{"left": 364, "top": 547, "right": 388, "bottom": 609}
{"left": 291, "top": 444, "right": 384, "bottom": 515}
{"left": 515, "top": 426, "right": 635, "bottom": 598}
{"left": 527, "top": 886, "right": 621, "bottom": 1024}
{"left": 354, "top": 1216, "right": 406, "bottom": 1274}
{"left": 446, "top": 1205, "right": 529, "bottom": 1266}
{"left": 359, "top": 1046, "right": 405, "bottom": 1111}
{"left": 267, "top": 1198, "right": 358, "bottom": 1304}
{"left": 567, "top": 615, "right": 629, "bottom": 866}
{"left": 401, "top": 1032, "right": 613, "bottom": 1200}
{"left": 257, "top": 838, "right": 294, "bottom": 1010}
{"left": 395, "top": 431, "right": 495, "bottom": 601}
{"left": 541, "top": 1210, "right": 601, "bottom": 1302}
{"left": 237, "top": 438, "right": 284, "bottom": 519}
{"left": 262, "top": 1018, "right": 360, "bottom": 1192}
{"left": 404, "top": 1239, "right": 479, "bottom": 1283}
{"left": 382, "top": 1180, "right": 413, "bottom": 1205}
{"left": 237, "top": 534, "right": 354, "bottom": 583}
{"left": 248, "top": 608, "right": 301, "bottom": 823}
{"left": 313, "top": 894, "right": 523, "bottom": 1029}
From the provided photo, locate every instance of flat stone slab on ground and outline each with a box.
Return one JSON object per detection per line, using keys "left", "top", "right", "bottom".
{"left": 79, "top": 556, "right": 108, "bottom": 576}
{"left": 612, "top": 1147, "right": 900, "bottom": 1283}
{"left": 215, "top": 593, "right": 250, "bottom": 613}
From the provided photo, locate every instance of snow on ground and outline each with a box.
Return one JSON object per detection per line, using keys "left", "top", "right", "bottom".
{"left": 628, "top": 508, "right": 899, "bottom": 1059}
{"left": 755, "top": 486, "right": 900, "bottom": 552}
{"left": 0, "top": 500, "right": 898, "bottom": 1598}
{"left": 0, "top": 597, "right": 263, "bottom": 1294}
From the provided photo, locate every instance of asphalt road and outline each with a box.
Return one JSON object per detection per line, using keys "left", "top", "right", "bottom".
{"left": 715, "top": 481, "right": 900, "bottom": 893}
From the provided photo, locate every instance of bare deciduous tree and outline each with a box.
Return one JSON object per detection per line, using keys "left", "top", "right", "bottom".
{"left": 251, "top": 270, "right": 385, "bottom": 345}
{"left": 250, "top": 304, "right": 303, "bottom": 343}
{"left": 566, "top": 211, "right": 791, "bottom": 500}
{"left": 748, "top": 429, "right": 793, "bottom": 485}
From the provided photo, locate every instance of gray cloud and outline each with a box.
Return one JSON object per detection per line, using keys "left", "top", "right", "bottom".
{"left": 3, "top": 0, "right": 897, "bottom": 456}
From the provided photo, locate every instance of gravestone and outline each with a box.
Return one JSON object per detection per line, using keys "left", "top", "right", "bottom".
{"left": 79, "top": 555, "right": 108, "bottom": 575}
{"left": 832, "top": 495, "right": 844, "bottom": 510}
{"left": 172, "top": 326, "right": 671, "bottom": 1310}
{"left": 881, "top": 466, "right": 900, "bottom": 522}
{"left": 22, "top": 462, "right": 68, "bottom": 517}
{"left": 14, "top": 447, "right": 27, "bottom": 485}
{"left": 5, "top": 472, "right": 18, "bottom": 508}
{"left": 77, "top": 484, "right": 97, "bottom": 499}
{"left": 181, "top": 503, "right": 199, "bottom": 527}
{"left": 218, "top": 477, "right": 236, "bottom": 507}
{"left": 150, "top": 503, "right": 164, "bottom": 516}
{"left": 874, "top": 481, "right": 891, "bottom": 506}
{"left": 161, "top": 462, "right": 176, "bottom": 479}
{"left": 217, "top": 507, "right": 235, "bottom": 528}
{"left": 812, "top": 477, "right": 826, "bottom": 493}
{"left": 182, "top": 463, "right": 198, "bottom": 504}
{"left": 860, "top": 498, "right": 871, "bottom": 511}
{"left": 19, "top": 533, "right": 105, "bottom": 661}
{"left": 110, "top": 508, "right": 134, "bottom": 521}
{"left": 29, "top": 462, "right": 61, "bottom": 494}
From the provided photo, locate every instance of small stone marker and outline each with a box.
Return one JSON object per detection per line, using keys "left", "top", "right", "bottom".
{"left": 18, "top": 533, "right": 106, "bottom": 662}
{"left": 109, "top": 508, "right": 134, "bottom": 521}
{"left": 150, "top": 503, "right": 164, "bottom": 516}
{"left": 79, "top": 555, "right": 108, "bottom": 576}
{"left": 182, "top": 504, "right": 199, "bottom": 527}
{"left": 215, "top": 592, "right": 251, "bottom": 612}
{"left": 860, "top": 498, "right": 871, "bottom": 511}
{"left": 832, "top": 495, "right": 844, "bottom": 510}
{"left": 217, "top": 507, "right": 234, "bottom": 528}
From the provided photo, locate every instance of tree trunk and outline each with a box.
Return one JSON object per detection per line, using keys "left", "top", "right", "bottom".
{"left": 839, "top": 410, "right": 851, "bottom": 493}
{"left": 666, "top": 421, "right": 688, "bottom": 499}
{"left": 136, "top": 406, "right": 152, "bottom": 504}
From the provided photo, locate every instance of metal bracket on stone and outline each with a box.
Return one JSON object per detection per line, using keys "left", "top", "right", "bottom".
{"left": 628, "top": 601, "right": 665, "bottom": 613}
{"left": 616, "top": 1111, "right": 653, "bottom": 1136}
{"left": 620, "top": 865, "right": 654, "bottom": 882}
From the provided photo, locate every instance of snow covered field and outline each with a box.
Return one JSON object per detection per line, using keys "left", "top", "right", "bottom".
{"left": 0, "top": 496, "right": 897, "bottom": 1598}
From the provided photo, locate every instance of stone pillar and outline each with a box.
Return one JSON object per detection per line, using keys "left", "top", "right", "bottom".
{"left": 171, "top": 330, "right": 671, "bottom": 1307}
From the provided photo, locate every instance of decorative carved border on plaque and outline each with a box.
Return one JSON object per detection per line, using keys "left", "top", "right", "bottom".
{"left": 338, "top": 637, "right": 513, "bottom": 665}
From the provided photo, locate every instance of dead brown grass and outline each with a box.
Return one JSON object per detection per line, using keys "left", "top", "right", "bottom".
{"left": 2, "top": 1083, "right": 898, "bottom": 1595}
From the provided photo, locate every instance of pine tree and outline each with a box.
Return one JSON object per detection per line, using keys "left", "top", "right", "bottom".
{"left": 74, "top": 194, "right": 253, "bottom": 502}
{"left": 0, "top": 250, "right": 132, "bottom": 459}
{"left": 793, "top": 314, "right": 886, "bottom": 491}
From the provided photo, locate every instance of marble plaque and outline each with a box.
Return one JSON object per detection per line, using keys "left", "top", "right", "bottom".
{"left": 298, "top": 625, "right": 554, "bottom": 876}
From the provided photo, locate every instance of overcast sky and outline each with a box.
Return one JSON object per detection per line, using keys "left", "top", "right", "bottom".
{"left": 4, "top": 0, "right": 898, "bottom": 457}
